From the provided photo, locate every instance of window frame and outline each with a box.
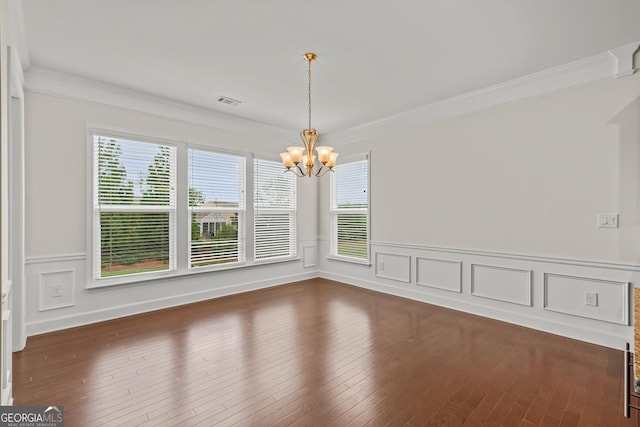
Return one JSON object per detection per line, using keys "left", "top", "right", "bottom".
{"left": 253, "top": 158, "right": 297, "bottom": 262}
{"left": 86, "top": 127, "right": 299, "bottom": 289}
{"left": 328, "top": 152, "right": 371, "bottom": 265}
{"left": 187, "top": 145, "right": 247, "bottom": 270}
{"left": 90, "top": 130, "right": 179, "bottom": 285}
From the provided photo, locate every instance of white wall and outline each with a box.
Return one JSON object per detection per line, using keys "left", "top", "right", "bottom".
{"left": 23, "top": 90, "right": 319, "bottom": 336}
{"left": 319, "top": 72, "right": 640, "bottom": 349}
{"left": 330, "top": 73, "right": 640, "bottom": 264}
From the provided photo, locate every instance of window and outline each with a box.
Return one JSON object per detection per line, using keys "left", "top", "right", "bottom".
{"left": 254, "top": 159, "right": 297, "bottom": 260}
{"left": 93, "top": 135, "right": 176, "bottom": 278}
{"left": 330, "top": 155, "right": 369, "bottom": 262}
{"left": 91, "top": 129, "right": 298, "bottom": 285}
{"left": 188, "top": 148, "right": 245, "bottom": 268}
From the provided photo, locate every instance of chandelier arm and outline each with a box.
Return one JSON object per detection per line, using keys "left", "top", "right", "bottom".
{"left": 285, "top": 167, "right": 304, "bottom": 178}
{"left": 315, "top": 166, "right": 334, "bottom": 177}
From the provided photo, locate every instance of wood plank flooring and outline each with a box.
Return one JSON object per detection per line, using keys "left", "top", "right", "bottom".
{"left": 13, "top": 278, "right": 638, "bottom": 426}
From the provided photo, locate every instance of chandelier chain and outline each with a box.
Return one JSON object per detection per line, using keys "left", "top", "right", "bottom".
{"left": 307, "top": 56, "right": 312, "bottom": 130}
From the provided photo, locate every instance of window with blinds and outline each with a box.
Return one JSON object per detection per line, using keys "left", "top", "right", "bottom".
{"left": 330, "top": 156, "right": 369, "bottom": 261}
{"left": 254, "top": 159, "right": 297, "bottom": 260}
{"left": 94, "top": 135, "right": 176, "bottom": 278}
{"left": 188, "top": 148, "right": 245, "bottom": 268}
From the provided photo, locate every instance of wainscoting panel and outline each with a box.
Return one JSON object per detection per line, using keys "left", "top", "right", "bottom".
{"left": 319, "top": 240, "right": 640, "bottom": 349}
{"left": 38, "top": 269, "right": 75, "bottom": 311}
{"left": 471, "top": 264, "right": 532, "bottom": 306}
{"left": 416, "top": 257, "right": 462, "bottom": 293}
{"left": 303, "top": 245, "right": 317, "bottom": 268}
{"left": 24, "top": 237, "right": 319, "bottom": 336}
{"left": 375, "top": 252, "right": 411, "bottom": 283}
{"left": 544, "top": 273, "right": 629, "bottom": 325}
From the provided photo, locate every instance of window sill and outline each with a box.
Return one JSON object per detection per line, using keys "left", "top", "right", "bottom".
{"left": 87, "top": 256, "right": 301, "bottom": 289}
{"left": 326, "top": 255, "right": 371, "bottom": 266}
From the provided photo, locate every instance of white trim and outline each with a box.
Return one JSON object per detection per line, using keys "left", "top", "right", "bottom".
{"left": 86, "top": 258, "right": 304, "bottom": 289}
{"left": 25, "top": 67, "right": 297, "bottom": 143}
{"left": 329, "top": 153, "right": 370, "bottom": 263}
{"left": 302, "top": 246, "right": 316, "bottom": 268}
{"left": 370, "top": 241, "right": 640, "bottom": 272}
{"left": 1, "top": 281, "right": 11, "bottom": 306}
{"left": 375, "top": 252, "right": 411, "bottom": 283}
{"left": 26, "top": 271, "right": 317, "bottom": 337}
{"left": 7, "top": 0, "right": 30, "bottom": 71}
{"left": 321, "top": 42, "right": 640, "bottom": 147}
{"left": 22, "top": 43, "right": 639, "bottom": 150}
{"left": 20, "top": 43, "right": 640, "bottom": 149}
{"left": 318, "top": 239, "right": 636, "bottom": 349}
{"left": 25, "top": 254, "right": 87, "bottom": 265}
{"left": 543, "top": 273, "right": 630, "bottom": 325}
{"left": 470, "top": 264, "right": 533, "bottom": 307}
{"left": 326, "top": 254, "right": 371, "bottom": 266}
{"left": 415, "top": 257, "right": 462, "bottom": 293}
{"left": 38, "top": 270, "right": 75, "bottom": 311}
{"left": 609, "top": 42, "right": 639, "bottom": 77}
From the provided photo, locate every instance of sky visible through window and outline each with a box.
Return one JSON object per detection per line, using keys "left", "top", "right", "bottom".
{"left": 111, "top": 137, "right": 240, "bottom": 204}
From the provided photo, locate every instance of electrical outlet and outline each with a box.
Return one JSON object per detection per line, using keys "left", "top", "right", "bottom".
{"left": 585, "top": 291, "right": 598, "bottom": 307}
{"left": 51, "top": 284, "right": 63, "bottom": 298}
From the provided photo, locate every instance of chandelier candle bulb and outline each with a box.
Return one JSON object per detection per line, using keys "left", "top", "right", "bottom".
{"left": 326, "top": 153, "right": 339, "bottom": 168}
{"left": 316, "top": 146, "right": 333, "bottom": 163}
{"left": 286, "top": 147, "right": 304, "bottom": 163}
{"left": 303, "top": 155, "right": 316, "bottom": 168}
{"left": 280, "top": 152, "right": 294, "bottom": 168}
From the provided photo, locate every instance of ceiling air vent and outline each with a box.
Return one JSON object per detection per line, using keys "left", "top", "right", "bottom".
{"left": 216, "top": 95, "right": 242, "bottom": 107}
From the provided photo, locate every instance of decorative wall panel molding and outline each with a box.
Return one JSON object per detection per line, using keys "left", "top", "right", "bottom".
{"left": 375, "top": 252, "right": 411, "bottom": 283}
{"left": 321, "top": 240, "right": 637, "bottom": 349}
{"left": 416, "top": 257, "right": 462, "bottom": 293}
{"left": 471, "top": 264, "right": 532, "bottom": 306}
{"left": 25, "top": 253, "right": 86, "bottom": 265}
{"left": 25, "top": 248, "right": 318, "bottom": 336}
{"left": 544, "top": 273, "right": 629, "bottom": 325}
{"left": 38, "top": 270, "right": 75, "bottom": 311}
{"left": 369, "top": 240, "right": 640, "bottom": 271}
{"left": 303, "top": 245, "right": 317, "bottom": 268}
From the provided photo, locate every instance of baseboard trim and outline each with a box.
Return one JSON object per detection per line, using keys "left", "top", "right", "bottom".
{"left": 25, "top": 271, "right": 317, "bottom": 336}
{"left": 318, "top": 269, "right": 628, "bottom": 350}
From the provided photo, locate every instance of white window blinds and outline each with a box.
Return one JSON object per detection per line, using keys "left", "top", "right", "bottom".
{"left": 254, "top": 159, "right": 297, "bottom": 260}
{"left": 94, "top": 135, "right": 176, "bottom": 278}
{"left": 188, "top": 148, "right": 246, "bottom": 268}
{"left": 330, "top": 157, "right": 369, "bottom": 261}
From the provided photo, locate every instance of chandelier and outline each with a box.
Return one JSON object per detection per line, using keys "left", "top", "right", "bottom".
{"left": 280, "top": 53, "right": 338, "bottom": 177}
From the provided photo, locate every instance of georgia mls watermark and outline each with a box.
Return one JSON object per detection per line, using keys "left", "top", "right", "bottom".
{"left": 0, "top": 406, "right": 63, "bottom": 427}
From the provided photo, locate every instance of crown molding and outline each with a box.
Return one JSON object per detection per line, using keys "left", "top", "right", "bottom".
{"left": 609, "top": 42, "right": 639, "bottom": 77}
{"left": 23, "top": 41, "right": 639, "bottom": 148}
{"left": 321, "top": 42, "right": 640, "bottom": 147}
{"left": 24, "top": 66, "right": 298, "bottom": 143}
{"left": 6, "top": 0, "right": 31, "bottom": 71}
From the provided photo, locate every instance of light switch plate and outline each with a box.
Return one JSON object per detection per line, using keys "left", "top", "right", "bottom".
{"left": 597, "top": 214, "right": 618, "bottom": 228}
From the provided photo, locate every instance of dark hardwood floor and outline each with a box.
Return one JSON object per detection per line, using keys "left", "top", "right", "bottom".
{"left": 13, "top": 278, "right": 637, "bottom": 426}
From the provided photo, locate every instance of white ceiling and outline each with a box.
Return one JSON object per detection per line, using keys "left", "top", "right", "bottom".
{"left": 19, "top": 0, "right": 640, "bottom": 135}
